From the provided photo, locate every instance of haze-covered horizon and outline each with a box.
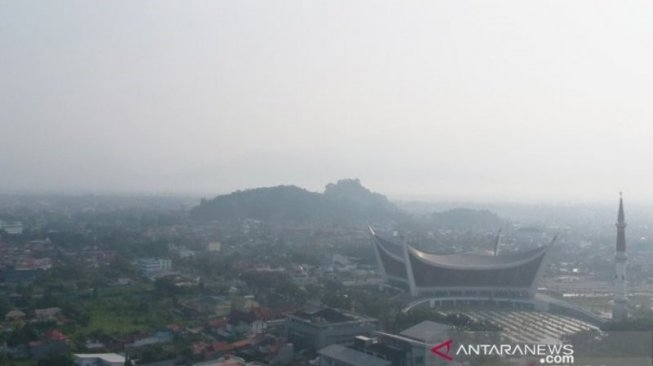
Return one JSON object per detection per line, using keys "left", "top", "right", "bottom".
{"left": 0, "top": 179, "right": 638, "bottom": 208}
{"left": 3, "top": 1, "right": 653, "bottom": 203}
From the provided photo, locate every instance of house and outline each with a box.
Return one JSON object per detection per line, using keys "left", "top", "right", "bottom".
{"left": 30, "top": 339, "right": 69, "bottom": 360}
{"left": 85, "top": 339, "right": 106, "bottom": 351}
{"left": 193, "top": 335, "right": 262, "bottom": 361}
{"left": 48, "top": 330, "right": 68, "bottom": 342}
{"left": 34, "top": 307, "right": 63, "bottom": 322}
{"left": 5, "top": 309, "right": 26, "bottom": 321}
{"left": 129, "top": 331, "right": 174, "bottom": 347}
{"left": 195, "top": 355, "right": 247, "bottom": 366}
{"left": 74, "top": 353, "right": 126, "bottom": 366}
{"left": 111, "top": 278, "right": 132, "bottom": 286}
{"left": 226, "top": 309, "right": 268, "bottom": 336}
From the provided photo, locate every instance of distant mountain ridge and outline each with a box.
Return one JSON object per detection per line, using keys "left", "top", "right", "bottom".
{"left": 190, "top": 179, "right": 404, "bottom": 225}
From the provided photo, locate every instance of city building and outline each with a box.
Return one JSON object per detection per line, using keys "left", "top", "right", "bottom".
{"left": 0, "top": 221, "right": 23, "bottom": 235}
{"left": 318, "top": 321, "right": 451, "bottom": 366}
{"left": 370, "top": 227, "right": 553, "bottom": 306}
{"left": 137, "top": 258, "right": 172, "bottom": 279}
{"left": 613, "top": 193, "right": 629, "bottom": 321}
{"left": 285, "top": 308, "right": 377, "bottom": 351}
{"left": 318, "top": 344, "right": 390, "bottom": 366}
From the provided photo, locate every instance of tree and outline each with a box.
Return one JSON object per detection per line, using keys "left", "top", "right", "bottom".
{"left": 7, "top": 323, "right": 38, "bottom": 347}
{"left": 37, "top": 353, "right": 72, "bottom": 366}
{"left": 0, "top": 352, "right": 14, "bottom": 366}
{"left": 154, "top": 276, "right": 178, "bottom": 299}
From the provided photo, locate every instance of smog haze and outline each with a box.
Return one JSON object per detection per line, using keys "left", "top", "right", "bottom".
{"left": 2, "top": 1, "right": 653, "bottom": 203}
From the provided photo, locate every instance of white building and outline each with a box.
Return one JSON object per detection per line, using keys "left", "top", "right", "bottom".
{"left": 0, "top": 221, "right": 23, "bottom": 235}
{"left": 74, "top": 353, "right": 125, "bottom": 366}
{"left": 207, "top": 241, "right": 222, "bottom": 252}
{"left": 137, "top": 258, "right": 172, "bottom": 279}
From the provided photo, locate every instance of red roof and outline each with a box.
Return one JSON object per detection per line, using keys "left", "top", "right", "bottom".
{"left": 167, "top": 323, "right": 183, "bottom": 332}
{"left": 231, "top": 338, "right": 252, "bottom": 348}
{"left": 192, "top": 341, "right": 208, "bottom": 354}
{"left": 212, "top": 341, "right": 234, "bottom": 352}
{"left": 208, "top": 318, "right": 228, "bottom": 328}
{"left": 211, "top": 337, "right": 254, "bottom": 353}
{"left": 49, "top": 330, "right": 67, "bottom": 341}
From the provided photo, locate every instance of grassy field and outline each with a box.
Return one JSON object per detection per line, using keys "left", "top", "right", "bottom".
{"left": 80, "top": 307, "right": 151, "bottom": 335}
{"left": 70, "top": 283, "right": 182, "bottom": 337}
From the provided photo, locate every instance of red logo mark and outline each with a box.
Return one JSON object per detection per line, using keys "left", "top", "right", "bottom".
{"left": 431, "top": 339, "right": 454, "bottom": 361}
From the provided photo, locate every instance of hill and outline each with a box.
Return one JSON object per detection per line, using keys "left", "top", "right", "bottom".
{"left": 190, "top": 179, "right": 405, "bottom": 225}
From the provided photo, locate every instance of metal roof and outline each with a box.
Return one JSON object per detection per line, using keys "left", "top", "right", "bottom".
{"left": 318, "top": 344, "right": 391, "bottom": 366}
{"left": 399, "top": 320, "right": 451, "bottom": 342}
{"left": 408, "top": 245, "right": 549, "bottom": 270}
{"left": 372, "top": 230, "right": 551, "bottom": 271}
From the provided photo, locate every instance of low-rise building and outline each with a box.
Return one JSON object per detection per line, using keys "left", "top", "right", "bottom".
{"left": 318, "top": 321, "right": 451, "bottom": 366}
{"left": 207, "top": 242, "right": 222, "bottom": 252}
{"left": 5, "top": 309, "right": 26, "bottom": 322}
{"left": 1, "top": 221, "right": 23, "bottom": 235}
{"left": 74, "top": 353, "right": 125, "bottom": 366}
{"left": 318, "top": 344, "right": 391, "bottom": 366}
{"left": 285, "top": 308, "right": 377, "bottom": 351}
{"left": 137, "top": 258, "right": 172, "bottom": 279}
{"left": 195, "top": 355, "right": 247, "bottom": 366}
{"left": 34, "top": 307, "right": 62, "bottom": 322}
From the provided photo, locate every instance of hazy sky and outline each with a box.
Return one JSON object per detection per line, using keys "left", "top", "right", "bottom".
{"left": 2, "top": 1, "right": 653, "bottom": 202}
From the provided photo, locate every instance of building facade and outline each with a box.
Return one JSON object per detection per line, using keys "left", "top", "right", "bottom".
{"left": 137, "top": 258, "right": 172, "bottom": 279}
{"left": 370, "top": 227, "right": 552, "bottom": 303}
{"left": 73, "top": 353, "right": 125, "bottom": 366}
{"left": 285, "top": 308, "right": 377, "bottom": 351}
{"left": 318, "top": 321, "right": 451, "bottom": 366}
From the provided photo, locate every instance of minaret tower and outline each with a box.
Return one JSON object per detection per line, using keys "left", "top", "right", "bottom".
{"left": 613, "top": 192, "right": 629, "bottom": 321}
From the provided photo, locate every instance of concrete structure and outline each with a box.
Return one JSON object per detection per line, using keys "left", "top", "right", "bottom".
{"left": 0, "top": 221, "right": 23, "bottom": 235}
{"left": 318, "top": 344, "right": 391, "bottom": 366}
{"left": 285, "top": 308, "right": 377, "bottom": 351}
{"left": 34, "top": 307, "right": 62, "bottom": 322}
{"left": 370, "top": 227, "right": 553, "bottom": 302}
{"left": 207, "top": 241, "right": 222, "bottom": 252}
{"left": 378, "top": 230, "right": 607, "bottom": 327}
{"left": 318, "top": 321, "right": 451, "bottom": 366}
{"left": 452, "top": 309, "right": 597, "bottom": 344}
{"left": 137, "top": 258, "right": 172, "bottom": 279}
{"left": 194, "top": 356, "right": 247, "bottom": 365}
{"left": 613, "top": 193, "right": 629, "bottom": 321}
{"left": 74, "top": 353, "right": 125, "bottom": 366}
